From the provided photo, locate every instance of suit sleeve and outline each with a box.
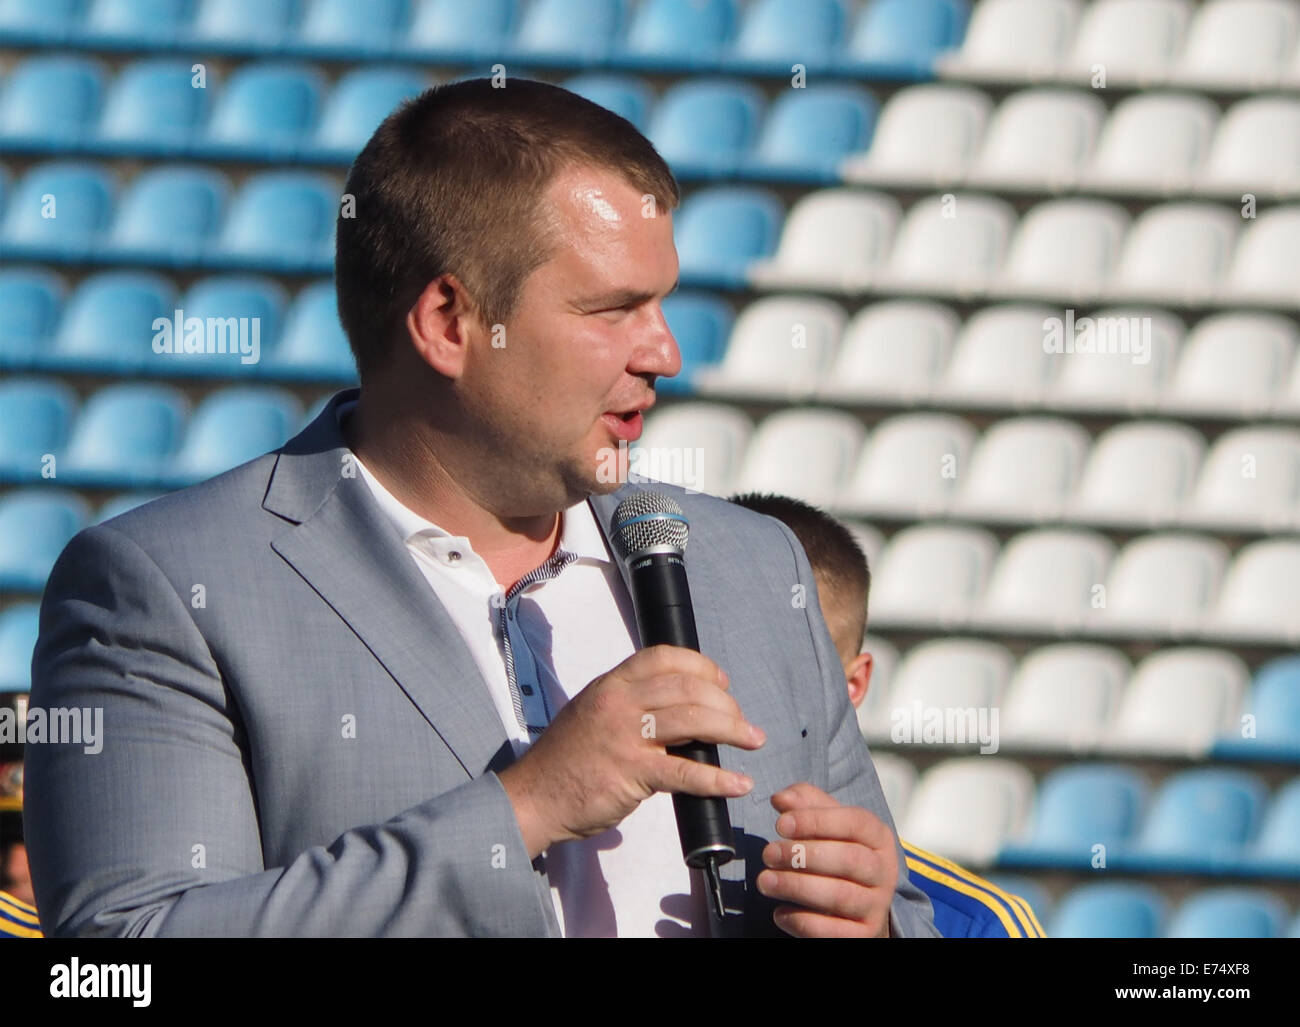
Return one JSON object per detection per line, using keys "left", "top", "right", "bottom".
{"left": 773, "top": 521, "right": 940, "bottom": 938}
{"left": 25, "top": 523, "right": 556, "bottom": 938}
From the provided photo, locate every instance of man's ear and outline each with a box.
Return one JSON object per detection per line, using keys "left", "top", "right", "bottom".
{"left": 405, "top": 273, "right": 480, "bottom": 379}
{"left": 845, "top": 650, "right": 874, "bottom": 710}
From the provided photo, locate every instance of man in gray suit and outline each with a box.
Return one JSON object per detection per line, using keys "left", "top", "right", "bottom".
{"left": 26, "top": 78, "right": 937, "bottom": 938}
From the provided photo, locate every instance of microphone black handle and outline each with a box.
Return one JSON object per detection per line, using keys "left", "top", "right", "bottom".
{"left": 628, "top": 552, "right": 736, "bottom": 868}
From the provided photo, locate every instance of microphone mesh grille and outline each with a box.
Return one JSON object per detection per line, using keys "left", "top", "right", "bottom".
{"left": 611, "top": 491, "right": 689, "bottom": 559}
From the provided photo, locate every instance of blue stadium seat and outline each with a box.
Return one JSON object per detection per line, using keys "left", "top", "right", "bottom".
{"left": 58, "top": 383, "right": 189, "bottom": 487}
{"left": 183, "top": 0, "right": 297, "bottom": 52}
{"left": 196, "top": 63, "right": 324, "bottom": 161}
{"left": 657, "top": 291, "right": 733, "bottom": 395}
{"left": 838, "top": 0, "right": 970, "bottom": 78}
{"left": 747, "top": 84, "right": 878, "bottom": 183}
{"left": 263, "top": 281, "right": 356, "bottom": 382}
{"left": 212, "top": 172, "right": 338, "bottom": 273}
{"left": 0, "top": 162, "right": 116, "bottom": 261}
{"left": 0, "top": 267, "right": 65, "bottom": 370}
{"left": 0, "top": 603, "right": 40, "bottom": 691}
{"left": 1246, "top": 778, "right": 1300, "bottom": 877}
{"left": 400, "top": 0, "right": 517, "bottom": 61}
{"left": 723, "top": 0, "right": 849, "bottom": 74}
{"left": 290, "top": 0, "right": 407, "bottom": 58}
{"left": 998, "top": 764, "right": 1147, "bottom": 869}
{"left": 0, "top": 55, "right": 104, "bottom": 151}
{"left": 1214, "top": 655, "right": 1300, "bottom": 762}
{"left": 0, "top": 379, "right": 77, "bottom": 483}
{"left": 150, "top": 276, "right": 287, "bottom": 379}
{"left": 674, "top": 186, "right": 783, "bottom": 287}
{"left": 648, "top": 79, "right": 765, "bottom": 178}
{"left": 165, "top": 387, "right": 302, "bottom": 487}
{"left": 0, "top": 489, "right": 90, "bottom": 591}
{"left": 93, "top": 59, "right": 211, "bottom": 156}
{"left": 306, "top": 67, "right": 429, "bottom": 164}
{"left": 1052, "top": 882, "right": 1166, "bottom": 938}
{"left": 509, "top": 0, "right": 629, "bottom": 64}
{"left": 94, "top": 491, "right": 167, "bottom": 523}
{"left": 561, "top": 74, "right": 655, "bottom": 132}
{"left": 1125, "top": 768, "right": 1267, "bottom": 873}
{"left": 73, "top": 0, "right": 195, "bottom": 49}
{"left": 613, "top": 0, "right": 738, "bottom": 71}
{"left": 39, "top": 271, "right": 176, "bottom": 374}
{"left": 102, "top": 165, "right": 228, "bottom": 266}
{"left": 1167, "top": 888, "right": 1289, "bottom": 938}
{"left": 0, "top": 0, "right": 87, "bottom": 45}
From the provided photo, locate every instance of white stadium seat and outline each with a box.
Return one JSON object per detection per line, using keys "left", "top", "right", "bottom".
{"left": 843, "top": 520, "right": 885, "bottom": 570}
{"left": 693, "top": 295, "right": 846, "bottom": 401}
{"left": 979, "top": 528, "right": 1116, "bottom": 633}
{"left": 731, "top": 408, "right": 865, "bottom": 509}
{"left": 817, "top": 300, "right": 959, "bottom": 404}
{"left": 1059, "top": 0, "right": 1192, "bottom": 87}
{"left": 1197, "top": 97, "right": 1300, "bottom": 199}
{"left": 748, "top": 189, "right": 901, "bottom": 293}
{"left": 1092, "top": 533, "right": 1230, "bottom": 637}
{"left": 1210, "top": 539, "right": 1300, "bottom": 643}
{"left": 868, "top": 751, "right": 917, "bottom": 823}
{"left": 965, "top": 89, "right": 1106, "bottom": 192}
{"left": 878, "top": 193, "right": 1016, "bottom": 298}
{"left": 1070, "top": 421, "right": 1206, "bottom": 526}
{"left": 1185, "top": 426, "right": 1300, "bottom": 532}
{"left": 884, "top": 638, "right": 1014, "bottom": 746}
{"left": 989, "top": 199, "right": 1129, "bottom": 301}
{"left": 1221, "top": 206, "right": 1300, "bottom": 308}
{"left": 841, "top": 412, "right": 976, "bottom": 520}
{"left": 858, "top": 633, "right": 900, "bottom": 742}
{"left": 1170, "top": 0, "right": 1300, "bottom": 91}
{"left": 633, "top": 402, "right": 754, "bottom": 497}
{"left": 840, "top": 85, "right": 992, "bottom": 188}
{"left": 1164, "top": 313, "right": 1298, "bottom": 418}
{"left": 902, "top": 757, "right": 1036, "bottom": 865}
{"left": 869, "top": 524, "right": 1000, "bottom": 630}
{"left": 1102, "top": 648, "right": 1248, "bottom": 756}
{"left": 935, "top": 304, "right": 1062, "bottom": 407}
{"left": 1081, "top": 93, "right": 1219, "bottom": 195}
{"left": 1000, "top": 643, "right": 1131, "bottom": 752}
{"left": 1049, "top": 308, "right": 1184, "bottom": 413}
{"left": 952, "top": 417, "right": 1091, "bottom": 522}
{"left": 1107, "top": 203, "right": 1241, "bottom": 305}
{"left": 936, "top": 0, "right": 1083, "bottom": 83}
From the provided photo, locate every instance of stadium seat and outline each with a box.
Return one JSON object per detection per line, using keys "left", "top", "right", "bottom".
{"left": 1093, "top": 535, "right": 1229, "bottom": 640}
{"left": 817, "top": 300, "right": 959, "bottom": 404}
{"left": 0, "top": 267, "right": 65, "bottom": 369}
{"left": 868, "top": 524, "right": 999, "bottom": 629}
{"left": 400, "top": 0, "right": 517, "bottom": 61}
{"left": 1211, "top": 539, "right": 1300, "bottom": 644}
{"left": 936, "top": 0, "right": 1081, "bottom": 82}
{"left": 1247, "top": 778, "right": 1300, "bottom": 874}
{"left": 838, "top": 0, "right": 970, "bottom": 79}
{"left": 934, "top": 304, "right": 1064, "bottom": 407}
{"left": 212, "top": 172, "right": 339, "bottom": 273}
{"left": 1080, "top": 92, "right": 1219, "bottom": 195}
{"left": 0, "top": 54, "right": 104, "bottom": 152}
{"left": 747, "top": 189, "right": 899, "bottom": 292}
{"left": 656, "top": 291, "right": 733, "bottom": 394}
{"left": 901, "top": 757, "right": 1035, "bottom": 866}
{"left": 1051, "top": 882, "right": 1166, "bottom": 938}
{"left": 730, "top": 408, "right": 864, "bottom": 508}
{"left": 262, "top": 280, "right": 358, "bottom": 383}
{"left": 840, "top": 84, "right": 991, "bottom": 187}
{"left": 197, "top": 63, "right": 324, "bottom": 161}
{"left": 1164, "top": 313, "right": 1297, "bottom": 418}
{"left": 1130, "top": 768, "right": 1265, "bottom": 871}
{"left": 1169, "top": 0, "right": 1300, "bottom": 91}
{"left": 1221, "top": 205, "right": 1300, "bottom": 308}
{"left": 648, "top": 79, "right": 764, "bottom": 179}
{"left": 723, "top": 0, "right": 848, "bottom": 74}
{"left": 999, "top": 764, "right": 1147, "bottom": 866}
{"left": 877, "top": 193, "right": 1015, "bottom": 298}
{"left": 883, "top": 638, "right": 1014, "bottom": 749}
{"left": 693, "top": 295, "right": 845, "bottom": 399}
{"left": 1057, "top": 0, "right": 1191, "bottom": 87}
{"left": 0, "top": 161, "right": 115, "bottom": 261}
{"left": 1049, "top": 308, "right": 1183, "bottom": 413}
{"left": 152, "top": 276, "right": 287, "bottom": 379}
{"left": 1070, "top": 421, "right": 1205, "bottom": 526}
{"left": 0, "top": 603, "right": 40, "bottom": 691}
{"left": 0, "top": 378, "right": 77, "bottom": 483}
{"left": 844, "top": 519, "right": 885, "bottom": 569}
{"left": 73, "top": 0, "right": 193, "bottom": 49}
{"left": 747, "top": 85, "right": 877, "bottom": 184}
{"left": 1166, "top": 888, "right": 1289, "bottom": 938}
{"left": 1185, "top": 427, "right": 1300, "bottom": 532}
{"left": 509, "top": 0, "right": 628, "bottom": 63}
{"left": 561, "top": 74, "right": 655, "bottom": 131}
{"left": 186, "top": 0, "right": 299, "bottom": 54}
{"left": 988, "top": 199, "right": 1128, "bottom": 301}
{"left": 1197, "top": 97, "right": 1300, "bottom": 199}
{"left": 856, "top": 632, "right": 899, "bottom": 742}
{"left": 840, "top": 412, "right": 975, "bottom": 520}
{"left": 0, "top": 489, "right": 90, "bottom": 591}
{"left": 673, "top": 185, "right": 783, "bottom": 287}
{"left": 305, "top": 68, "right": 430, "bottom": 164}
{"left": 633, "top": 401, "right": 753, "bottom": 497}
{"left": 94, "top": 491, "right": 167, "bottom": 523}
{"left": 58, "top": 383, "right": 189, "bottom": 487}
{"left": 978, "top": 528, "right": 1115, "bottom": 633}
{"left": 38, "top": 270, "right": 176, "bottom": 374}
{"left": 102, "top": 165, "right": 228, "bottom": 265}
{"left": 614, "top": 0, "right": 738, "bottom": 70}
{"left": 290, "top": 0, "right": 408, "bottom": 58}
{"left": 93, "top": 59, "right": 210, "bottom": 157}
{"left": 165, "top": 387, "right": 302, "bottom": 487}
{"left": 869, "top": 751, "right": 916, "bottom": 823}
{"left": 951, "top": 417, "right": 1090, "bottom": 521}
{"left": 0, "top": 0, "right": 86, "bottom": 45}
{"left": 1103, "top": 647, "right": 1247, "bottom": 756}
{"left": 1107, "top": 203, "right": 1241, "bottom": 305}
{"left": 999, "top": 643, "right": 1130, "bottom": 752}
{"left": 966, "top": 89, "right": 1105, "bottom": 192}
{"left": 1215, "top": 655, "right": 1300, "bottom": 761}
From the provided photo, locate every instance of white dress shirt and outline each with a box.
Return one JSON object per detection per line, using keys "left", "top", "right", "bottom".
{"left": 337, "top": 401, "right": 707, "bottom": 936}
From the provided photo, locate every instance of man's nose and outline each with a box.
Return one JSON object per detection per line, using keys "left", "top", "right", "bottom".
{"left": 633, "top": 303, "right": 683, "bottom": 381}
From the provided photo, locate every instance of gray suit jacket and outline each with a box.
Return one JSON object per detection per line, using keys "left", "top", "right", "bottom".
{"left": 27, "top": 388, "right": 937, "bottom": 937}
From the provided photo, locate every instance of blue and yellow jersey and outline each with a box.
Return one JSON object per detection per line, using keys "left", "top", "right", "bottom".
{"left": 903, "top": 841, "right": 1044, "bottom": 938}
{"left": 0, "top": 889, "right": 40, "bottom": 938}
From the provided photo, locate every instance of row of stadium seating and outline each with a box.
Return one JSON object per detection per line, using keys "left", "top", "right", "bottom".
{"left": 1037, "top": 881, "right": 1300, "bottom": 938}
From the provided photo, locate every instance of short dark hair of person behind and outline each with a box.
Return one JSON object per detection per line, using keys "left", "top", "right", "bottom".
{"left": 335, "top": 76, "right": 682, "bottom": 382}
{"left": 729, "top": 493, "right": 871, "bottom": 655}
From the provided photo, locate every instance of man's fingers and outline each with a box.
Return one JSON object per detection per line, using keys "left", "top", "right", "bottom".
{"left": 651, "top": 753, "right": 753, "bottom": 799}
{"left": 771, "top": 781, "right": 836, "bottom": 811}
{"left": 755, "top": 866, "right": 877, "bottom": 923}
{"left": 770, "top": 905, "right": 881, "bottom": 939}
{"left": 773, "top": 803, "right": 895, "bottom": 852}
{"left": 627, "top": 645, "right": 729, "bottom": 690}
{"left": 761, "top": 838, "right": 888, "bottom": 889}
{"left": 647, "top": 705, "right": 765, "bottom": 750}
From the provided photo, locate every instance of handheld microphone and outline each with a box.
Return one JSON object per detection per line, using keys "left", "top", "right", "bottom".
{"left": 611, "top": 490, "right": 736, "bottom": 920}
